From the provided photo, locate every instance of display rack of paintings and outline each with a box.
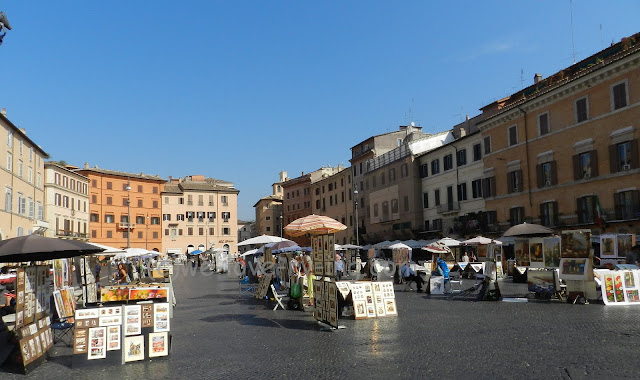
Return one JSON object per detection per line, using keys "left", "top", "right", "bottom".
{"left": 253, "top": 273, "right": 274, "bottom": 300}
{"left": 312, "top": 279, "right": 338, "bottom": 328}
{"left": 595, "top": 269, "right": 640, "bottom": 305}
{"left": 12, "top": 267, "right": 54, "bottom": 374}
{"left": 71, "top": 303, "right": 171, "bottom": 368}
{"left": 348, "top": 281, "right": 397, "bottom": 320}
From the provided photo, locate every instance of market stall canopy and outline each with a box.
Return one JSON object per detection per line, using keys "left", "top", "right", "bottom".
{"left": 188, "top": 250, "right": 204, "bottom": 256}
{"left": 388, "top": 243, "right": 412, "bottom": 250}
{"left": 462, "top": 236, "right": 503, "bottom": 245}
{"left": 237, "top": 235, "right": 291, "bottom": 246}
{"left": 114, "top": 247, "right": 158, "bottom": 260}
{"left": 87, "top": 242, "right": 126, "bottom": 255}
{"left": 240, "top": 249, "right": 260, "bottom": 257}
{"left": 424, "top": 242, "right": 452, "bottom": 254}
{"left": 272, "top": 245, "right": 310, "bottom": 254}
{"left": 268, "top": 240, "right": 298, "bottom": 252}
{"left": 502, "top": 222, "right": 553, "bottom": 237}
{"left": 437, "top": 237, "right": 461, "bottom": 247}
{"left": 339, "top": 244, "right": 363, "bottom": 250}
{"left": 284, "top": 214, "right": 347, "bottom": 237}
{"left": 0, "top": 234, "right": 105, "bottom": 263}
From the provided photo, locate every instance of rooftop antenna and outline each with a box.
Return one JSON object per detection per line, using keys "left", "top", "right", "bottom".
{"left": 600, "top": 24, "right": 604, "bottom": 50}
{"left": 570, "top": 0, "right": 576, "bottom": 64}
{"left": 520, "top": 68, "right": 524, "bottom": 89}
{"left": 409, "top": 98, "right": 414, "bottom": 125}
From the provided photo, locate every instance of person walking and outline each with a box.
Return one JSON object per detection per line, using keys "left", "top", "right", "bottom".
{"left": 335, "top": 253, "right": 344, "bottom": 281}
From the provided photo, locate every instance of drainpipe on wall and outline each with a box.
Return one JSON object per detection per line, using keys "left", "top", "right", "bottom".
{"left": 518, "top": 106, "right": 534, "bottom": 209}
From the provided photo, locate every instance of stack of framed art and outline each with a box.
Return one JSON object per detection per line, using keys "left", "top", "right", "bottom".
{"left": 599, "top": 234, "right": 636, "bottom": 266}
{"left": 311, "top": 234, "right": 336, "bottom": 278}
{"left": 312, "top": 279, "right": 339, "bottom": 328}
{"left": 71, "top": 302, "right": 171, "bottom": 368}
{"left": 594, "top": 269, "right": 640, "bottom": 305}
{"left": 12, "top": 266, "right": 54, "bottom": 374}
{"left": 351, "top": 281, "right": 397, "bottom": 319}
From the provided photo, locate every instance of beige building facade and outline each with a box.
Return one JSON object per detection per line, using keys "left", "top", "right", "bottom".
{"left": 162, "top": 175, "right": 239, "bottom": 255}
{"left": 44, "top": 162, "right": 90, "bottom": 240}
{"left": 254, "top": 171, "right": 287, "bottom": 238}
{"left": 479, "top": 34, "right": 640, "bottom": 236}
{"left": 0, "top": 110, "right": 49, "bottom": 239}
{"left": 310, "top": 166, "right": 354, "bottom": 245}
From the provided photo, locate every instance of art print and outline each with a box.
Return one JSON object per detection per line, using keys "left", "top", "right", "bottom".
{"left": 153, "top": 303, "right": 170, "bottom": 333}
{"left": 514, "top": 239, "right": 530, "bottom": 266}
{"left": 148, "top": 332, "right": 169, "bottom": 357}
{"left": 99, "top": 315, "right": 122, "bottom": 327}
{"left": 617, "top": 234, "right": 635, "bottom": 258}
{"left": 87, "top": 327, "right": 106, "bottom": 360}
{"left": 543, "top": 237, "right": 561, "bottom": 267}
{"left": 124, "top": 305, "right": 141, "bottom": 336}
{"left": 384, "top": 299, "right": 397, "bottom": 316}
{"left": 529, "top": 238, "right": 544, "bottom": 264}
{"left": 559, "top": 258, "right": 590, "bottom": 280}
{"left": 561, "top": 230, "right": 591, "bottom": 258}
{"left": 20, "top": 338, "right": 32, "bottom": 365}
{"left": 76, "top": 308, "right": 100, "bottom": 320}
{"left": 527, "top": 269, "right": 556, "bottom": 296}
{"left": 107, "top": 325, "right": 121, "bottom": 351}
{"left": 99, "top": 306, "right": 122, "bottom": 316}
{"left": 124, "top": 335, "right": 145, "bottom": 362}
{"left": 600, "top": 234, "right": 617, "bottom": 259}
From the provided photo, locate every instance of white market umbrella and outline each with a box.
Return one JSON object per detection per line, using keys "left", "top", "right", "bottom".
{"left": 388, "top": 243, "right": 412, "bottom": 250}
{"left": 340, "top": 244, "right": 362, "bottom": 250}
{"left": 114, "top": 247, "right": 156, "bottom": 260}
{"left": 240, "top": 249, "right": 259, "bottom": 257}
{"left": 462, "top": 236, "right": 503, "bottom": 245}
{"left": 437, "top": 237, "right": 461, "bottom": 247}
{"left": 237, "top": 234, "right": 291, "bottom": 246}
{"left": 87, "top": 242, "right": 126, "bottom": 255}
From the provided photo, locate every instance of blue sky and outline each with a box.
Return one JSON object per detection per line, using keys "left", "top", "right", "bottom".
{"left": 1, "top": 1, "right": 638, "bottom": 220}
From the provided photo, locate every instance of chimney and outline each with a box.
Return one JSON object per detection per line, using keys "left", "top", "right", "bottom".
{"left": 534, "top": 73, "right": 542, "bottom": 84}
{"left": 0, "top": 108, "right": 6, "bottom": 116}
{"left": 84, "top": 162, "right": 89, "bottom": 169}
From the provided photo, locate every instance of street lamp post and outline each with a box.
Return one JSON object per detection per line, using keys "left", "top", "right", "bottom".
{"left": 353, "top": 184, "right": 359, "bottom": 246}
{"left": 126, "top": 179, "right": 131, "bottom": 248}
{"left": 145, "top": 214, "right": 149, "bottom": 250}
{"left": 279, "top": 213, "right": 283, "bottom": 238}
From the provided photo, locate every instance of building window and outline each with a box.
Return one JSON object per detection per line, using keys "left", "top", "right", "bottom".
{"left": 473, "top": 143, "right": 482, "bottom": 161}
{"left": 456, "top": 149, "right": 467, "bottom": 166}
{"left": 188, "top": 227, "right": 193, "bottom": 236}
{"left": 400, "top": 164, "right": 408, "bottom": 177}
{"left": 573, "top": 150, "right": 597, "bottom": 180}
{"left": 177, "top": 214, "right": 185, "bottom": 221}
{"left": 122, "top": 198, "right": 128, "bottom": 206}
{"left": 482, "top": 177, "right": 496, "bottom": 198}
{"left": 380, "top": 172, "right": 385, "bottom": 185}
{"left": 538, "top": 112, "right": 550, "bottom": 136}
{"left": 389, "top": 168, "right": 396, "bottom": 181}
{"left": 91, "top": 194, "right": 97, "bottom": 203}
{"left": 443, "top": 154, "right": 453, "bottom": 171}
{"left": 507, "top": 170, "right": 522, "bottom": 193}
{"left": 418, "top": 164, "right": 427, "bottom": 178}
{"left": 106, "top": 196, "right": 112, "bottom": 205}
{"left": 509, "top": 207, "right": 525, "bottom": 226}
{"left": 153, "top": 200, "right": 158, "bottom": 208}
{"left": 457, "top": 183, "right": 467, "bottom": 201}
{"left": 209, "top": 227, "right": 214, "bottom": 235}
{"left": 221, "top": 196, "right": 228, "bottom": 205}
{"left": 179, "top": 197, "right": 184, "bottom": 204}
{"left": 136, "top": 216, "right": 145, "bottom": 224}
{"left": 508, "top": 125, "right": 518, "bottom": 146}
{"left": 6, "top": 130, "right": 12, "bottom": 147}
{"left": 105, "top": 214, "right": 114, "bottom": 223}
{"left": 434, "top": 189, "right": 440, "bottom": 206}
{"left": 209, "top": 195, "right": 214, "bottom": 206}
{"left": 373, "top": 204, "right": 379, "bottom": 218}
{"left": 137, "top": 231, "right": 143, "bottom": 239}
{"left": 222, "top": 212, "right": 230, "bottom": 222}
{"left": 423, "top": 192, "right": 429, "bottom": 209}
{"left": 5, "top": 187, "right": 11, "bottom": 212}
{"left": 106, "top": 182, "right": 112, "bottom": 190}
{"left": 610, "top": 140, "right": 637, "bottom": 172}
{"left": 153, "top": 231, "right": 159, "bottom": 239}
{"left": 484, "top": 136, "right": 491, "bottom": 155}
{"left": 432, "top": 218, "right": 442, "bottom": 231}
{"left": 187, "top": 195, "right": 193, "bottom": 205}
{"left": 18, "top": 160, "right": 23, "bottom": 177}
{"left": 199, "top": 227, "right": 204, "bottom": 236}
{"left": 575, "top": 97, "right": 588, "bottom": 123}
{"left": 164, "top": 197, "right": 169, "bottom": 204}
{"left": 153, "top": 187, "right": 158, "bottom": 194}
{"left": 6, "top": 152, "right": 11, "bottom": 172}
{"left": 611, "top": 81, "right": 628, "bottom": 110}
{"left": 137, "top": 199, "right": 143, "bottom": 207}
{"left": 614, "top": 190, "right": 640, "bottom": 220}
{"left": 577, "top": 195, "right": 597, "bottom": 224}
{"left": 208, "top": 212, "right": 215, "bottom": 222}
{"left": 90, "top": 213, "right": 99, "bottom": 222}
{"left": 223, "top": 227, "right": 230, "bottom": 235}
{"left": 540, "top": 201, "right": 558, "bottom": 227}
{"left": 150, "top": 217, "right": 160, "bottom": 225}
{"left": 163, "top": 214, "right": 171, "bottom": 221}
{"left": 471, "top": 179, "right": 483, "bottom": 198}
{"left": 198, "top": 195, "right": 204, "bottom": 206}
{"left": 536, "top": 161, "right": 556, "bottom": 187}
{"left": 106, "top": 231, "right": 112, "bottom": 238}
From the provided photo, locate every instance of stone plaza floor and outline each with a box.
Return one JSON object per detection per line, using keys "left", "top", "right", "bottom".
{"left": 3, "top": 266, "right": 640, "bottom": 379}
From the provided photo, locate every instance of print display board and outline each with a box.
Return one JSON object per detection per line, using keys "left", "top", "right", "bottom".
{"left": 595, "top": 269, "right": 640, "bottom": 306}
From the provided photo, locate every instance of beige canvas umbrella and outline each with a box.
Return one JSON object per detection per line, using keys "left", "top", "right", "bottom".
{"left": 502, "top": 222, "right": 553, "bottom": 237}
{"left": 284, "top": 214, "right": 347, "bottom": 237}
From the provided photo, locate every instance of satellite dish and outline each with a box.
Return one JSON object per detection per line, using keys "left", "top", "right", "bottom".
{"left": 0, "top": 12, "right": 11, "bottom": 30}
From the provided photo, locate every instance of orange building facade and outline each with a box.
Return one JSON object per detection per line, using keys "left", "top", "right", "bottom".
{"left": 76, "top": 165, "right": 166, "bottom": 251}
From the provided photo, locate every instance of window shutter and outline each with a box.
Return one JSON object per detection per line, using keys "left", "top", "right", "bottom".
{"left": 590, "top": 150, "right": 599, "bottom": 177}
{"left": 482, "top": 178, "right": 489, "bottom": 198}
{"left": 516, "top": 170, "right": 523, "bottom": 191}
{"left": 490, "top": 177, "right": 496, "bottom": 197}
{"left": 609, "top": 145, "right": 618, "bottom": 173}
{"left": 539, "top": 203, "right": 545, "bottom": 224}
{"left": 507, "top": 173, "right": 513, "bottom": 194}
{"left": 550, "top": 161, "right": 558, "bottom": 185}
{"left": 630, "top": 139, "right": 639, "bottom": 169}
{"left": 577, "top": 197, "right": 584, "bottom": 223}
{"left": 536, "top": 164, "right": 543, "bottom": 188}
{"left": 632, "top": 190, "right": 640, "bottom": 217}
{"left": 614, "top": 192, "right": 622, "bottom": 220}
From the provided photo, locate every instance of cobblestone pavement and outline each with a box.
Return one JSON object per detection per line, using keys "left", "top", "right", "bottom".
{"left": 4, "top": 267, "right": 640, "bottom": 379}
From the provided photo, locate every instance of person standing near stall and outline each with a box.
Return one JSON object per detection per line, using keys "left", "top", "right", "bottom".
{"left": 303, "top": 253, "right": 314, "bottom": 306}
{"left": 335, "top": 253, "right": 344, "bottom": 281}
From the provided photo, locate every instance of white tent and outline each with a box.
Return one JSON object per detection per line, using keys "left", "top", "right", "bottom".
{"left": 88, "top": 242, "right": 126, "bottom": 255}
{"left": 114, "top": 247, "right": 157, "bottom": 260}
{"left": 388, "top": 243, "right": 412, "bottom": 250}
{"left": 237, "top": 235, "right": 290, "bottom": 246}
{"left": 462, "top": 236, "right": 503, "bottom": 245}
{"left": 437, "top": 237, "right": 461, "bottom": 247}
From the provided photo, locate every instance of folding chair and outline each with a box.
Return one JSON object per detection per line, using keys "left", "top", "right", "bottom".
{"left": 239, "top": 276, "right": 254, "bottom": 293}
{"left": 270, "top": 284, "right": 288, "bottom": 310}
{"left": 403, "top": 278, "right": 417, "bottom": 291}
{"left": 51, "top": 317, "right": 74, "bottom": 347}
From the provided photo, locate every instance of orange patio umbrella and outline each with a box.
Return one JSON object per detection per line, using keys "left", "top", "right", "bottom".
{"left": 284, "top": 214, "right": 347, "bottom": 237}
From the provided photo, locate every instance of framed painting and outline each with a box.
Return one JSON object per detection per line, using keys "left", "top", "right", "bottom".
{"left": 87, "top": 327, "right": 106, "bottom": 360}
{"left": 148, "top": 332, "right": 169, "bottom": 357}
{"left": 543, "top": 237, "right": 561, "bottom": 268}
{"left": 617, "top": 234, "right": 635, "bottom": 259}
{"left": 514, "top": 239, "right": 530, "bottom": 266}
{"left": 153, "top": 303, "right": 170, "bottom": 333}
{"left": 600, "top": 234, "right": 617, "bottom": 259}
{"left": 559, "top": 258, "right": 590, "bottom": 280}
{"left": 561, "top": 229, "right": 591, "bottom": 258}
{"left": 106, "top": 325, "right": 121, "bottom": 351}
{"left": 124, "top": 335, "right": 145, "bottom": 362}
{"left": 528, "top": 238, "right": 544, "bottom": 266}
{"left": 353, "top": 300, "right": 367, "bottom": 319}
{"left": 124, "top": 305, "right": 141, "bottom": 336}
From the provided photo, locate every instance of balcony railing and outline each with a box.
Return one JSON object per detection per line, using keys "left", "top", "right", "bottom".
{"left": 118, "top": 222, "right": 136, "bottom": 230}
{"left": 56, "top": 230, "right": 89, "bottom": 239}
{"left": 437, "top": 202, "right": 460, "bottom": 214}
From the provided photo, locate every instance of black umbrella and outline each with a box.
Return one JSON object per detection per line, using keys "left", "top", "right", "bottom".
{"left": 0, "top": 235, "right": 105, "bottom": 263}
{"left": 502, "top": 222, "right": 553, "bottom": 237}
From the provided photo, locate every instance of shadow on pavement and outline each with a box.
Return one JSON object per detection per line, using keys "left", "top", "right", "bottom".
{"left": 200, "top": 313, "right": 320, "bottom": 331}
